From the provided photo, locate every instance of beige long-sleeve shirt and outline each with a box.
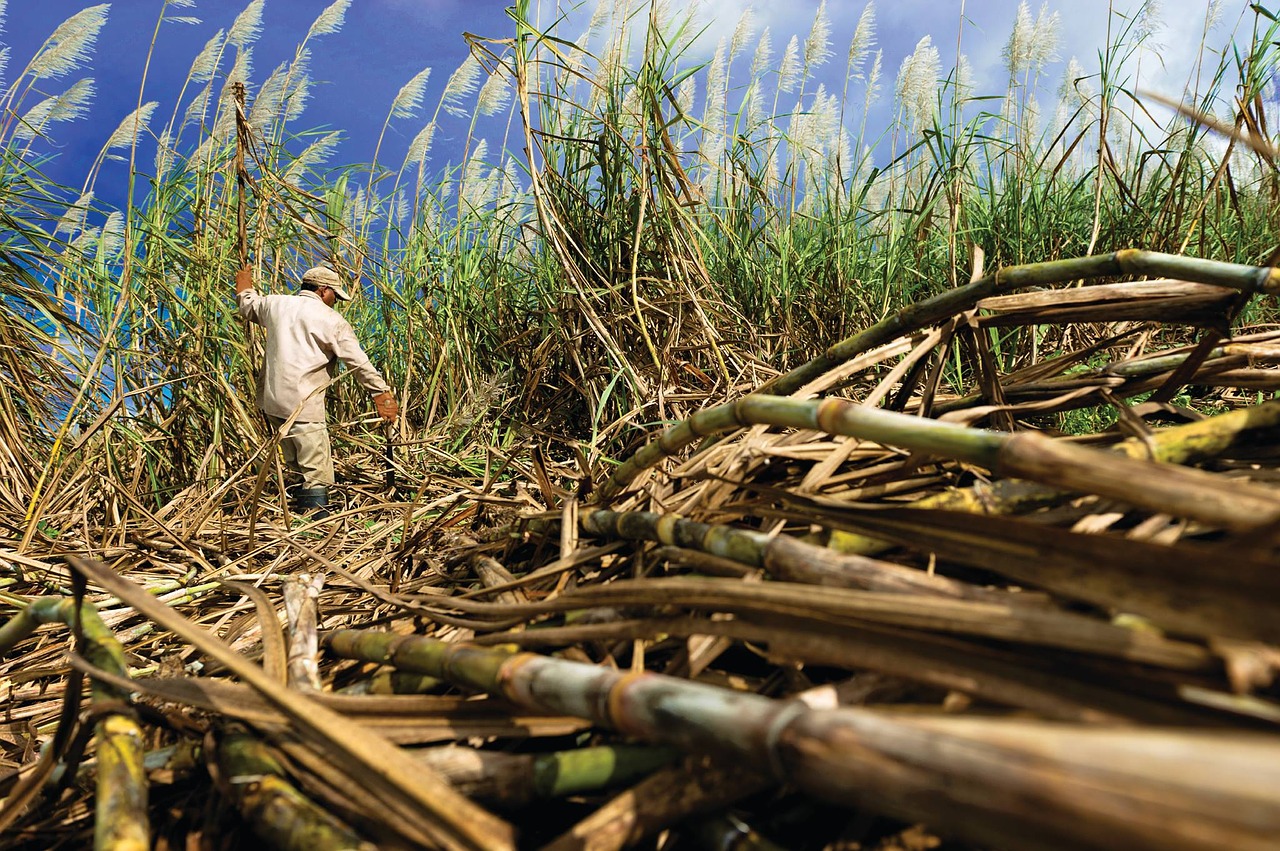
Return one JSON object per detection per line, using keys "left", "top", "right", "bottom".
{"left": 237, "top": 288, "right": 391, "bottom": 422}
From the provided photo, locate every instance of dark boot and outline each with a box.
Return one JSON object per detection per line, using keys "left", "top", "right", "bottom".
{"left": 293, "top": 486, "right": 331, "bottom": 520}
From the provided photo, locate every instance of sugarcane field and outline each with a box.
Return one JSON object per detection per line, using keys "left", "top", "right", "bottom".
{"left": 3, "top": 0, "right": 1280, "bottom": 849}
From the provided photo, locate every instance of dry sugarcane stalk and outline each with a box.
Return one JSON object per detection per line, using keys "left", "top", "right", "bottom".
{"left": 0, "top": 597, "right": 149, "bottom": 851}
{"left": 283, "top": 573, "right": 323, "bottom": 691}
{"left": 596, "top": 395, "right": 1280, "bottom": 533}
{"left": 323, "top": 629, "right": 1280, "bottom": 851}
{"left": 811, "top": 505, "right": 1280, "bottom": 644}
{"left": 472, "top": 555, "right": 530, "bottom": 605}
{"left": 545, "top": 508, "right": 1032, "bottom": 604}
{"left": 758, "top": 250, "right": 1280, "bottom": 397}
{"left": 830, "top": 398, "right": 1280, "bottom": 555}
{"left": 471, "top": 616, "right": 1217, "bottom": 725}
{"left": 217, "top": 725, "right": 375, "bottom": 851}
{"left": 66, "top": 556, "right": 516, "bottom": 851}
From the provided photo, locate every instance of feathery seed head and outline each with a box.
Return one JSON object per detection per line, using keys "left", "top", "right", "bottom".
{"left": 183, "top": 87, "right": 213, "bottom": 129}
{"left": 308, "top": 0, "right": 351, "bottom": 38}
{"left": 730, "top": 8, "right": 755, "bottom": 62}
{"left": 778, "top": 35, "right": 801, "bottom": 93}
{"left": 895, "top": 35, "right": 939, "bottom": 130}
{"left": 865, "top": 49, "right": 882, "bottom": 104}
{"left": 744, "top": 81, "right": 763, "bottom": 128}
{"left": 676, "top": 76, "right": 696, "bottom": 117}
{"left": 391, "top": 67, "right": 432, "bottom": 119}
{"left": 29, "top": 4, "right": 108, "bottom": 81}
{"left": 154, "top": 131, "right": 174, "bottom": 179}
{"left": 704, "top": 38, "right": 728, "bottom": 130}
{"left": 1135, "top": 0, "right": 1164, "bottom": 43}
{"left": 1057, "top": 56, "right": 1092, "bottom": 110}
{"left": 1028, "top": 3, "right": 1061, "bottom": 72}
{"left": 477, "top": 72, "right": 510, "bottom": 117}
{"left": 103, "top": 102, "right": 158, "bottom": 158}
{"left": 804, "top": 0, "right": 833, "bottom": 72}
{"left": 188, "top": 31, "right": 224, "bottom": 85}
{"left": 1205, "top": 0, "right": 1224, "bottom": 30}
{"left": 461, "top": 139, "right": 495, "bottom": 213}
{"left": 56, "top": 191, "right": 93, "bottom": 237}
{"left": 226, "top": 48, "right": 254, "bottom": 97}
{"left": 443, "top": 55, "right": 481, "bottom": 118}
{"left": 282, "top": 50, "right": 313, "bottom": 122}
{"left": 99, "top": 211, "right": 124, "bottom": 258}
{"left": 1003, "top": 1, "right": 1034, "bottom": 78}
{"left": 250, "top": 61, "right": 288, "bottom": 129}
{"left": 849, "top": 2, "right": 876, "bottom": 78}
{"left": 405, "top": 120, "right": 436, "bottom": 168}
{"left": 228, "top": 0, "right": 265, "bottom": 49}
{"left": 955, "top": 53, "right": 973, "bottom": 100}
{"left": 750, "top": 27, "right": 773, "bottom": 81}
{"left": 586, "top": 0, "right": 611, "bottom": 39}
{"left": 15, "top": 77, "right": 95, "bottom": 141}
{"left": 286, "top": 130, "right": 341, "bottom": 182}
{"left": 590, "top": 39, "right": 623, "bottom": 111}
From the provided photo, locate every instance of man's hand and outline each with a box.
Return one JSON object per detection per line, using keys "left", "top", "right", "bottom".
{"left": 373, "top": 391, "right": 399, "bottom": 422}
{"left": 234, "top": 266, "right": 253, "bottom": 294}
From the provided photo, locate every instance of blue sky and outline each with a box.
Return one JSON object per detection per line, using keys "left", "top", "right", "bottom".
{"left": 3, "top": 0, "right": 1247, "bottom": 206}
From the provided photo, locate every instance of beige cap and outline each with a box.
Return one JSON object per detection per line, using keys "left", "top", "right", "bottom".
{"left": 301, "top": 266, "right": 352, "bottom": 301}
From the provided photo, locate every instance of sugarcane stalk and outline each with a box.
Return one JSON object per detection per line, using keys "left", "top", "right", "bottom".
{"left": 472, "top": 556, "right": 530, "bottom": 605}
{"left": 413, "top": 743, "right": 678, "bottom": 806}
{"left": 758, "top": 250, "right": 1280, "bottom": 398}
{"left": 539, "top": 509, "right": 1021, "bottom": 603}
{"left": 68, "top": 554, "right": 516, "bottom": 851}
{"left": 596, "top": 394, "right": 1280, "bottom": 532}
{"left": 218, "top": 726, "right": 375, "bottom": 851}
{"left": 0, "top": 597, "right": 148, "bottom": 851}
{"left": 283, "top": 573, "right": 323, "bottom": 691}
{"left": 324, "top": 629, "right": 1280, "bottom": 851}
{"left": 832, "top": 399, "right": 1280, "bottom": 554}
{"left": 541, "top": 757, "right": 773, "bottom": 851}
{"left": 340, "top": 667, "right": 443, "bottom": 696}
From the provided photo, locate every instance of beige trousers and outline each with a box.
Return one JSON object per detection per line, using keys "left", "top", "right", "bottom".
{"left": 266, "top": 415, "right": 335, "bottom": 487}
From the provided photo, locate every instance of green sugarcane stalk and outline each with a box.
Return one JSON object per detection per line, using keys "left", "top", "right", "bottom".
{"left": 218, "top": 727, "right": 375, "bottom": 851}
{"left": 758, "top": 250, "right": 1280, "bottom": 398}
{"left": 0, "top": 597, "right": 148, "bottom": 851}
{"left": 414, "top": 743, "right": 678, "bottom": 806}
{"left": 323, "top": 629, "right": 1280, "bottom": 851}
{"left": 597, "top": 394, "right": 1280, "bottom": 532}
{"left": 832, "top": 398, "right": 1280, "bottom": 554}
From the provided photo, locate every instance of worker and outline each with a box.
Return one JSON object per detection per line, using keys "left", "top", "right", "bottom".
{"left": 234, "top": 264, "right": 398, "bottom": 518}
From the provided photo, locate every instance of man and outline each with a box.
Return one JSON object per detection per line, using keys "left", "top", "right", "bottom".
{"left": 234, "top": 264, "right": 398, "bottom": 517}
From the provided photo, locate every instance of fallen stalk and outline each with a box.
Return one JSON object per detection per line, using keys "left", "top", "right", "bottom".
{"left": 758, "top": 250, "right": 1280, "bottom": 397}
{"left": 0, "top": 597, "right": 148, "bottom": 851}
{"left": 323, "top": 629, "right": 1280, "bottom": 851}
{"left": 217, "top": 726, "right": 374, "bottom": 851}
{"left": 596, "top": 395, "right": 1280, "bottom": 533}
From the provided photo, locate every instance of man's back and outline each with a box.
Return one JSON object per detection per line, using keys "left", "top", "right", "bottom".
{"left": 238, "top": 287, "right": 388, "bottom": 421}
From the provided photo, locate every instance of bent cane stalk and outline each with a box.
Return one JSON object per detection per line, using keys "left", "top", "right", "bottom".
{"left": 323, "top": 630, "right": 1280, "bottom": 851}
{"left": 758, "top": 251, "right": 1280, "bottom": 398}
{"left": 218, "top": 726, "right": 375, "bottom": 851}
{"left": 596, "top": 395, "right": 1280, "bottom": 532}
{"left": 831, "top": 398, "right": 1280, "bottom": 554}
{"left": 0, "top": 597, "right": 148, "bottom": 851}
